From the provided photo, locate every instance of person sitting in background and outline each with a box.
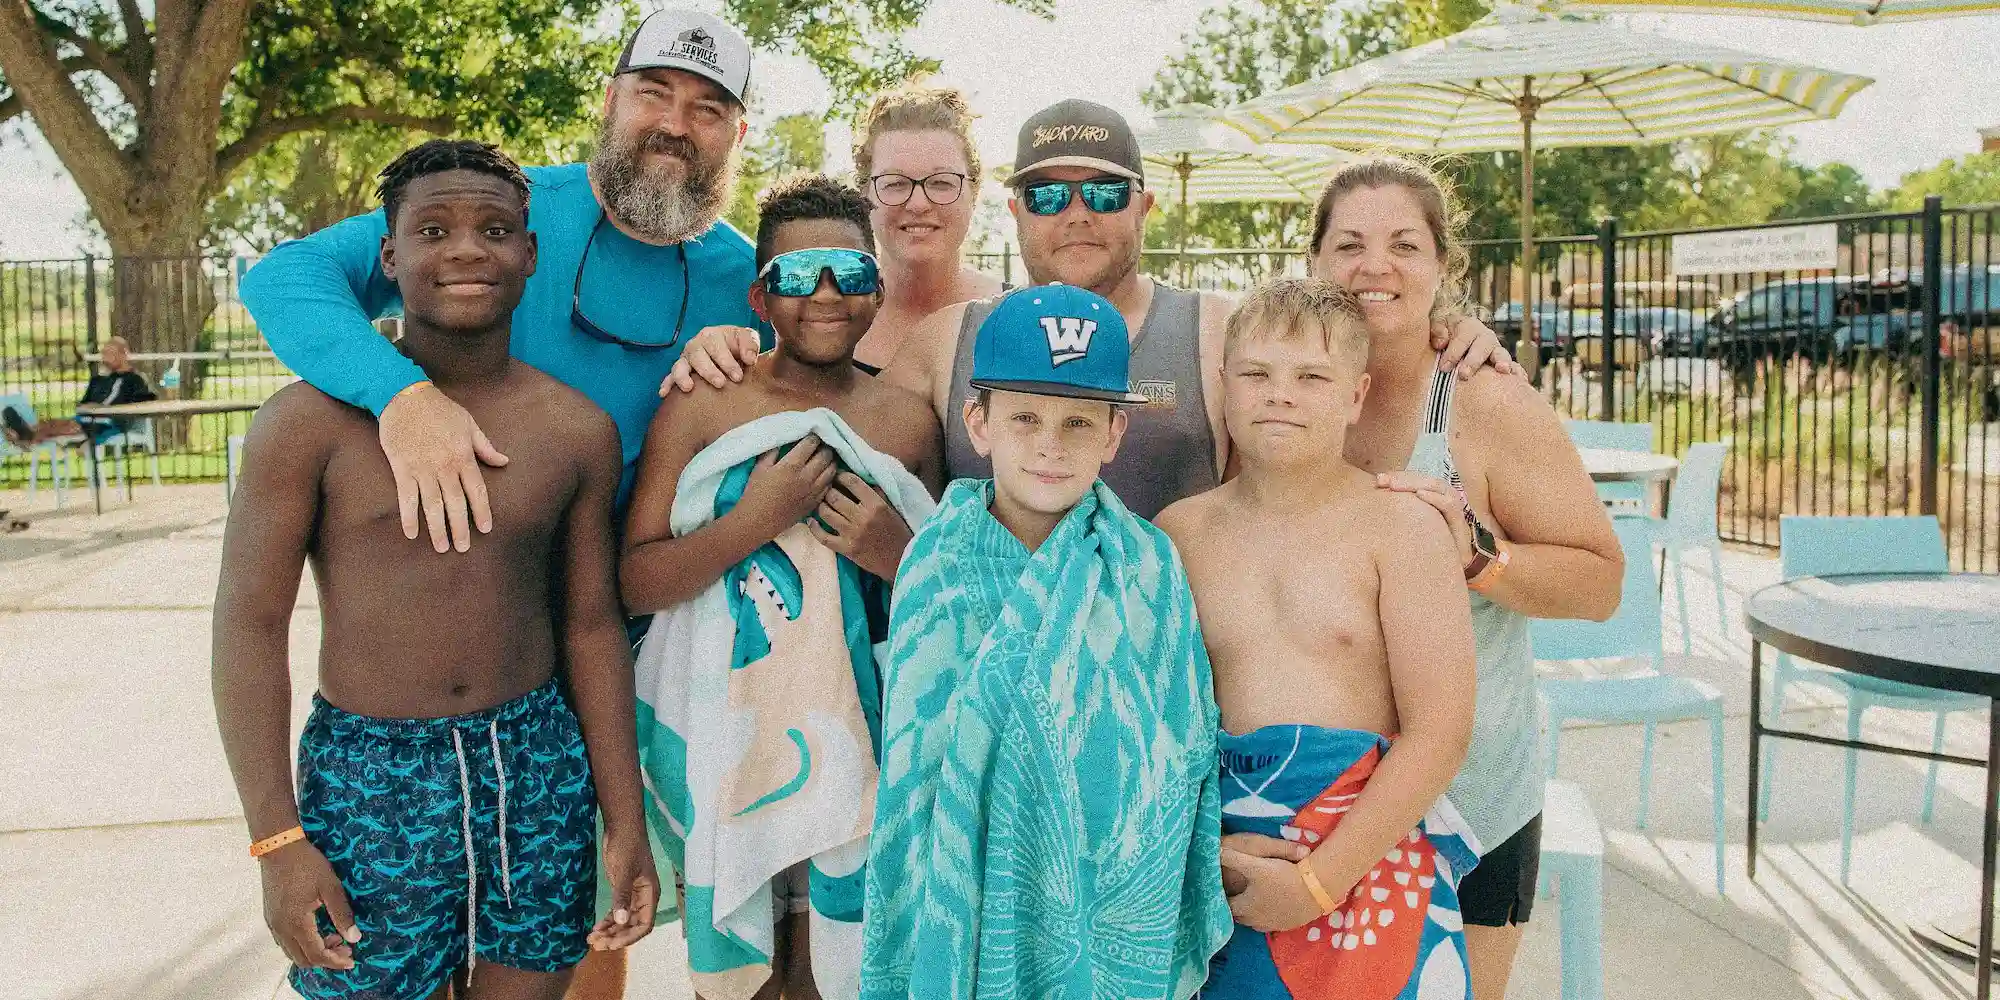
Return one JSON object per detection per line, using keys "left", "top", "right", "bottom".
{"left": 2, "top": 336, "right": 156, "bottom": 447}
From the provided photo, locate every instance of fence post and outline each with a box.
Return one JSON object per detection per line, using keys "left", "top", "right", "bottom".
{"left": 82, "top": 254, "right": 99, "bottom": 350}
{"left": 1002, "top": 245, "right": 1013, "bottom": 288}
{"left": 1598, "top": 216, "right": 1619, "bottom": 421}
{"left": 1920, "top": 195, "right": 1943, "bottom": 518}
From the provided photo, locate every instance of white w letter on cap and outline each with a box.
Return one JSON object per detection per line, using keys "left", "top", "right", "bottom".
{"left": 1041, "top": 316, "right": 1097, "bottom": 367}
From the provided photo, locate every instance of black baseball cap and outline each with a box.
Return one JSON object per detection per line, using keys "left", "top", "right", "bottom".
{"left": 1010, "top": 99, "right": 1145, "bottom": 188}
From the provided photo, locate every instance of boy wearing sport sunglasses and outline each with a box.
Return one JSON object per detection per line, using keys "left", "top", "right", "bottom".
{"left": 618, "top": 173, "right": 944, "bottom": 999}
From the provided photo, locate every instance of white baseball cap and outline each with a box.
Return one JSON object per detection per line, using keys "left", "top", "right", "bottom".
{"left": 616, "top": 9, "right": 752, "bottom": 106}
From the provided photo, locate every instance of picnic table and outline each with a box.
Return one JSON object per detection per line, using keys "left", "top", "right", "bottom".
{"left": 1745, "top": 572, "right": 2000, "bottom": 999}
{"left": 72, "top": 398, "right": 264, "bottom": 514}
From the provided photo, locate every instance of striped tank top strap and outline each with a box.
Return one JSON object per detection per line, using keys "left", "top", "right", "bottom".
{"left": 1422, "top": 366, "right": 1457, "bottom": 436}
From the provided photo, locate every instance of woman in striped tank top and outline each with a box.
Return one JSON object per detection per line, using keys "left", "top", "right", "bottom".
{"left": 1316, "top": 157, "right": 1625, "bottom": 999}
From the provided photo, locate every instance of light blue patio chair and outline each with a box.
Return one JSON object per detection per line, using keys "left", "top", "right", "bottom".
{"left": 1565, "top": 419, "right": 1652, "bottom": 512}
{"left": 82, "top": 416, "right": 162, "bottom": 494}
{"left": 1539, "top": 779, "right": 1605, "bottom": 1000}
{"left": 0, "top": 393, "right": 85, "bottom": 508}
{"left": 1759, "top": 515, "right": 1980, "bottom": 885}
{"left": 1538, "top": 516, "right": 1727, "bottom": 894}
{"left": 1626, "top": 442, "right": 1730, "bottom": 653}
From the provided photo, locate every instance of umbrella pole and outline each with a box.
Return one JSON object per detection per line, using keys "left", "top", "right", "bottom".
{"left": 1177, "top": 156, "right": 1193, "bottom": 288}
{"left": 1518, "top": 78, "right": 1543, "bottom": 381}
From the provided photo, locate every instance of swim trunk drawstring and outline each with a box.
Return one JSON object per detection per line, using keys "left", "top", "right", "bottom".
{"left": 451, "top": 728, "right": 479, "bottom": 986}
{"left": 488, "top": 719, "right": 514, "bottom": 906}
{"left": 450, "top": 719, "right": 517, "bottom": 987}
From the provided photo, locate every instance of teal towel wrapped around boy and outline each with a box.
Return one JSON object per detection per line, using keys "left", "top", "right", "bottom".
{"left": 861, "top": 478, "right": 1232, "bottom": 1000}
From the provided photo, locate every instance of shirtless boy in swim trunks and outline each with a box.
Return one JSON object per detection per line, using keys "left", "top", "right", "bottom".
{"left": 1157, "top": 279, "right": 1479, "bottom": 998}
{"left": 213, "top": 140, "right": 657, "bottom": 1000}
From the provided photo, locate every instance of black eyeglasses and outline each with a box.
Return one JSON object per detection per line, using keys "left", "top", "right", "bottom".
{"left": 571, "top": 212, "right": 690, "bottom": 350}
{"left": 868, "top": 172, "right": 968, "bottom": 208}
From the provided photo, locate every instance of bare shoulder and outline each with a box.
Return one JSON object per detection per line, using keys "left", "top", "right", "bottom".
{"left": 855, "top": 377, "right": 942, "bottom": 451}
{"left": 1197, "top": 289, "right": 1240, "bottom": 328}
{"left": 516, "top": 364, "right": 618, "bottom": 449}
{"left": 1453, "top": 366, "right": 1556, "bottom": 439}
{"left": 248, "top": 380, "right": 365, "bottom": 444}
{"left": 1363, "top": 487, "right": 1459, "bottom": 567}
{"left": 1154, "top": 488, "right": 1223, "bottom": 546}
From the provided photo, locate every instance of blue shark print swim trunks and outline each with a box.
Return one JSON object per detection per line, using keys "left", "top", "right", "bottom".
{"left": 290, "top": 678, "right": 597, "bottom": 1000}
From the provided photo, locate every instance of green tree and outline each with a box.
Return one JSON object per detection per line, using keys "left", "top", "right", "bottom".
{"left": 0, "top": 0, "right": 625, "bottom": 362}
{"left": 1772, "top": 160, "right": 1879, "bottom": 220}
{"left": 724, "top": 111, "right": 827, "bottom": 236}
{"left": 1888, "top": 152, "right": 2000, "bottom": 209}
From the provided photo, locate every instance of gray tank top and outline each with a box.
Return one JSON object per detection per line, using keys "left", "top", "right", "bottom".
{"left": 942, "top": 284, "right": 1217, "bottom": 521}
{"left": 1407, "top": 368, "right": 1544, "bottom": 852}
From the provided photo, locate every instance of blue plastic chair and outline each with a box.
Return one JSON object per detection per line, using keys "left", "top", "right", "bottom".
{"left": 1760, "top": 516, "right": 1981, "bottom": 884}
{"left": 0, "top": 393, "right": 85, "bottom": 507}
{"left": 1537, "top": 517, "right": 1727, "bottom": 895}
{"left": 1539, "top": 779, "right": 1605, "bottom": 1000}
{"left": 85, "top": 416, "right": 162, "bottom": 493}
{"left": 1565, "top": 420, "right": 1653, "bottom": 512}
{"left": 1627, "top": 443, "right": 1730, "bottom": 653}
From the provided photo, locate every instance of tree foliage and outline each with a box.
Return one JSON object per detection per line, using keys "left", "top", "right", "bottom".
{"left": 724, "top": 111, "right": 828, "bottom": 237}
{"left": 1888, "top": 152, "right": 2000, "bottom": 210}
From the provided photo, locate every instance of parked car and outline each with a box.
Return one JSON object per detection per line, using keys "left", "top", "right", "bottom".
{"left": 1571, "top": 311, "right": 1649, "bottom": 370}
{"left": 1630, "top": 307, "right": 1708, "bottom": 356}
{"left": 1488, "top": 301, "right": 1567, "bottom": 356}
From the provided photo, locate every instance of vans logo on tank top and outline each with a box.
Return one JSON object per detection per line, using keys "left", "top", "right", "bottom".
{"left": 1133, "top": 380, "right": 1178, "bottom": 410}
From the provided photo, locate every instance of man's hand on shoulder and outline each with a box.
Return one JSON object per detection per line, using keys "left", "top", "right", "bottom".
{"left": 661, "top": 325, "right": 764, "bottom": 396}
{"left": 378, "top": 382, "right": 510, "bottom": 554}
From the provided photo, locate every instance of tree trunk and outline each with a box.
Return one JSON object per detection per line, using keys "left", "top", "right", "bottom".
{"left": 103, "top": 222, "right": 218, "bottom": 450}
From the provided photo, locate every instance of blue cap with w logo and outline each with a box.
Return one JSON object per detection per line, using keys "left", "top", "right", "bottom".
{"left": 970, "top": 284, "right": 1149, "bottom": 404}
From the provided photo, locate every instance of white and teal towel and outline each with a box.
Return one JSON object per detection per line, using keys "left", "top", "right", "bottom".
{"left": 634, "top": 409, "right": 936, "bottom": 1000}
{"left": 860, "top": 479, "right": 1232, "bottom": 1000}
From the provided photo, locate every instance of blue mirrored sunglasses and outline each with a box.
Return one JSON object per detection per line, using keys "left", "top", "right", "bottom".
{"left": 758, "top": 247, "right": 882, "bottom": 297}
{"left": 1020, "top": 178, "right": 1134, "bottom": 216}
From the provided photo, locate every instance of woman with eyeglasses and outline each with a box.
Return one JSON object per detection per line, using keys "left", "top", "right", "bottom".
{"left": 664, "top": 85, "right": 1002, "bottom": 388}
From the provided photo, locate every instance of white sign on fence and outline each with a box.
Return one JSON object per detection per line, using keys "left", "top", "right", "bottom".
{"left": 1671, "top": 224, "right": 1840, "bottom": 276}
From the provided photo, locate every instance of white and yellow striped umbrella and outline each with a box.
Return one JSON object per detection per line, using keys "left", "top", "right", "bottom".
{"left": 997, "top": 105, "right": 1347, "bottom": 252}
{"left": 1225, "top": 3, "right": 1871, "bottom": 264}
{"left": 1138, "top": 105, "right": 1348, "bottom": 206}
{"left": 1556, "top": 0, "right": 2000, "bottom": 26}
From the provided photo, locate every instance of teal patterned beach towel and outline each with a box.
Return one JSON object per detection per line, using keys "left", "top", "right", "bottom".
{"left": 861, "top": 479, "right": 1232, "bottom": 1000}
{"left": 634, "top": 409, "right": 936, "bottom": 1000}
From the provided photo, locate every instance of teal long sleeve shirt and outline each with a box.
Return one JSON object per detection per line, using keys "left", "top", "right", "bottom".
{"left": 240, "top": 161, "right": 772, "bottom": 507}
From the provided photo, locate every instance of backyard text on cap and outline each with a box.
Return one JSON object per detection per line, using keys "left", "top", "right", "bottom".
{"left": 1010, "top": 99, "right": 1145, "bottom": 187}
{"left": 616, "top": 8, "right": 752, "bottom": 106}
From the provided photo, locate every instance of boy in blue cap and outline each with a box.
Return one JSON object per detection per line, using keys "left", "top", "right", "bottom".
{"left": 860, "top": 285, "right": 1233, "bottom": 1000}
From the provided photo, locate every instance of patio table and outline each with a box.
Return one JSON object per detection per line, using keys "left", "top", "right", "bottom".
{"left": 1578, "top": 447, "right": 1679, "bottom": 484}
{"left": 72, "top": 398, "right": 264, "bottom": 514}
{"left": 1745, "top": 572, "right": 2000, "bottom": 997}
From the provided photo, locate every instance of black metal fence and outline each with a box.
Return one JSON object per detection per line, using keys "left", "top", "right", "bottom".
{"left": 969, "top": 199, "right": 2000, "bottom": 571}
{"left": 8, "top": 203, "right": 1997, "bottom": 569}
{"left": 0, "top": 255, "right": 290, "bottom": 493}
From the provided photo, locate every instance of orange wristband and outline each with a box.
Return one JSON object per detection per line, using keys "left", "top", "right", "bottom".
{"left": 1468, "top": 541, "right": 1512, "bottom": 593}
{"left": 250, "top": 825, "right": 305, "bottom": 858}
{"left": 1296, "top": 858, "right": 1339, "bottom": 914}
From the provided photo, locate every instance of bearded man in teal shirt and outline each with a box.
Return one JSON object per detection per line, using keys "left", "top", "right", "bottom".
{"left": 242, "top": 8, "right": 772, "bottom": 547}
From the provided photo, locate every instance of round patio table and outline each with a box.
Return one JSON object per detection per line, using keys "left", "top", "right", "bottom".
{"left": 1745, "top": 572, "right": 2000, "bottom": 997}
{"left": 1578, "top": 447, "right": 1679, "bottom": 484}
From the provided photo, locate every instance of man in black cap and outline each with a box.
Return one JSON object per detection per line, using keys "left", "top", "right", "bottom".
{"left": 880, "top": 99, "right": 1516, "bottom": 519}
